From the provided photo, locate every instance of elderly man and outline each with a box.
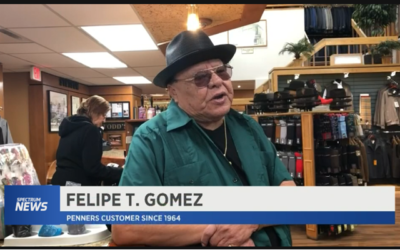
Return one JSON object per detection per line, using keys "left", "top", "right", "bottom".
{"left": 112, "top": 30, "right": 295, "bottom": 247}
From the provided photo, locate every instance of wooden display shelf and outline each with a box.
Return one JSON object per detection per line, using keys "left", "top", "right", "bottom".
{"left": 266, "top": 63, "right": 400, "bottom": 92}
{"left": 251, "top": 110, "right": 353, "bottom": 240}
{"left": 251, "top": 110, "right": 353, "bottom": 122}
{"left": 124, "top": 119, "right": 148, "bottom": 152}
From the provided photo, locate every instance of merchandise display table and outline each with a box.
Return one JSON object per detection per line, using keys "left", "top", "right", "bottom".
{"left": 3, "top": 225, "right": 111, "bottom": 247}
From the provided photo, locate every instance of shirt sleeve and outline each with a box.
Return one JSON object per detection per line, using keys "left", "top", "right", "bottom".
{"left": 247, "top": 116, "right": 293, "bottom": 186}
{"left": 119, "top": 131, "right": 163, "bottom": 186}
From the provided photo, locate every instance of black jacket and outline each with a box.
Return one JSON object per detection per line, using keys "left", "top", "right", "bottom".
{"left": 51, "top": 115, "right": 123, "bottom": 186}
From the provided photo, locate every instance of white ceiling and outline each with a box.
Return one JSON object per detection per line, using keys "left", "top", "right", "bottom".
{"left": 0, "top": 4, "right": 254, "bottom": 94}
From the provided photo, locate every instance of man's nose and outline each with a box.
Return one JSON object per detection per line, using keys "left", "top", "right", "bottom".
{"left": 208, "top": 72, "right": 223, "bottom": 88}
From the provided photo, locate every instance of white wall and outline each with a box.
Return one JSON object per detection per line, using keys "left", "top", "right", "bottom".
{"left": 224, "top": 9, "right": 305, "bottom": 88}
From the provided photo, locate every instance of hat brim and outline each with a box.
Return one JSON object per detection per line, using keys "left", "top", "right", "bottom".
{"left": 153, "top": 44, "right": 237, "bottom": 88}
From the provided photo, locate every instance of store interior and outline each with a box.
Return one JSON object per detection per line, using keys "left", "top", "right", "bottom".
{"left": 0, "top": 3, "right": 400, "bottom": 247}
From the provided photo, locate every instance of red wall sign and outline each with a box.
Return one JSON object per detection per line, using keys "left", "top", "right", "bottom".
{"left": 30, "top": 66, "right": 41, "bottom": 82}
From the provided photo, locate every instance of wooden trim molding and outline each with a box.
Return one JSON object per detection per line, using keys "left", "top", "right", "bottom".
{"left": 269, "top": 64, "right": 400, "bottom": 92}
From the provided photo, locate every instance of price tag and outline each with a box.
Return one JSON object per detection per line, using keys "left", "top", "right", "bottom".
{"left": 356, "top": 150, "right": 361, "bottom": 156}
{"left": 395, "top": 101, "right": 399, "bottom": 108}
{"left": 287, "top": 139, "right": 293, "bottom": 145}
{"left": 297, "top": 138, "right": 301, "bottom": 144}
{"left": 373, "top": 160, "right": 377, "bottom": 166}
{"left": 276, "top": 138, "right": 280, "bottom": 144}
{"left": 290, "top": 172, "right": 294, "bottom": 177}
{"left": 297, "top": 173, "right": 302, "bottom": 178}
{"left": 281, "top": 139, "right": 286, "bottom": 144}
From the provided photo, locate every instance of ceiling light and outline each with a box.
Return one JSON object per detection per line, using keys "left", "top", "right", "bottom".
{"left": 81, "top": 24, "right": 158, "bottom": 51}
{"left": 391, "top": 71, "right": 396, "bottom": 77}
{"left": 63, "top": 52, "right": 127, "bottom": 68}
{"left": 344, "top": 72, "right": 349, "bottom": 78}
{"left": 187, "top": 5, "right": 200, "bottom": 31}
{"left": 113, "top": 76, "right": 151, "bottom": 84}
{"left": 238, "top": 85, "right": 241, "bottom": 88}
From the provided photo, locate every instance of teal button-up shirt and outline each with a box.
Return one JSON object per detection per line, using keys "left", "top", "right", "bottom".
{"left": 120, "top": 100, "right": 293, "bottom": 246}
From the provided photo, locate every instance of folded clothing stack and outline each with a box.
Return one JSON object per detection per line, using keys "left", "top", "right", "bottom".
{"left": 284, "top": 80, "right": 321, "bottom": 111}
{"left": 249, "top": 93, "right": 275, "bottom": 113}
{"left": 329, "top": 89, "right": 352, "bottom": 110}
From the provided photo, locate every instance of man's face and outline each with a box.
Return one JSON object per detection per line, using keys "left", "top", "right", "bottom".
{"left": 168, "top": 59, "right": 234, "bottom": 122}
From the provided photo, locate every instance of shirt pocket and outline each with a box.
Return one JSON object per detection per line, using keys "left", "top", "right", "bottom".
{"left": 164, "top": 161, "right": 211, "bottom": 186}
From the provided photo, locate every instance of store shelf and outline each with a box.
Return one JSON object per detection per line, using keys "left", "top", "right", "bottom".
{"left": 251, "top": 110, "right": 354, "bottom": 122}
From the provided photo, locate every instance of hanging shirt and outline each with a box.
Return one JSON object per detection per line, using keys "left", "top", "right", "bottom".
{"left": 376, "top": 88, "right": 400, "bottom": 129}
{"left": 120, "top": 100, "right": 293, "bottom": 247}
{"left": 364, "top": 138, "right": 391, "bottom": 179}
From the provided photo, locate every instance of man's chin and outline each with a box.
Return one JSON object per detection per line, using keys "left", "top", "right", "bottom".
{"left": 209, "top": 103, "right": 231, "bottom": 117}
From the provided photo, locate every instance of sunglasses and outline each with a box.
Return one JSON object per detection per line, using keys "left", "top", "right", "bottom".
{"left": 174, "top": 64, "right": 233, "bottom": 88}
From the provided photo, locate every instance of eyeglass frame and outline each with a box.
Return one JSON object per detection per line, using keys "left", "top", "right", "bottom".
{"left": 172, "top": 64, "right": 233, "bottom": 88}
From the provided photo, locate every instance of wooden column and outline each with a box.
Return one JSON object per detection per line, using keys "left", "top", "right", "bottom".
{"left": 301, "top": 112, "right": 318, "bottom": 240}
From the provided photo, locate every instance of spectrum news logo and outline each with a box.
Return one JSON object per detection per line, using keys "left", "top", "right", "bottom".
{"left": 15, "top": 197, "right": 48, "bottom": 212}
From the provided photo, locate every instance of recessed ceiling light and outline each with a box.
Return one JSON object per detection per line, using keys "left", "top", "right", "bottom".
{"left": 113, "top": 76, "right": 151, "bottom": 84}
{"left": 238, "top": 85, "right": 241, "bottom": 88}
{"left": 81, "top": 24, "right": 158, "bottom": 51}
{"left": 63, "top": 52, "right": 127, "bottom": 68}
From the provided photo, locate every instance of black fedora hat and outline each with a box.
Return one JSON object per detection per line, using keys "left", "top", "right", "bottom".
{"left": 153, "top": 30, "right": 236, "bottom": 88}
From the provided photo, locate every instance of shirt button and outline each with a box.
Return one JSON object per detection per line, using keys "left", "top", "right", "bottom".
{"left": 233, "top": 178, "right": 238, "bottom": 183}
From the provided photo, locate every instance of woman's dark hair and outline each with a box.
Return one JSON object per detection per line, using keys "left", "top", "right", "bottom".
{"left": 77, "top": 95, "right": 110, "bottom": 118}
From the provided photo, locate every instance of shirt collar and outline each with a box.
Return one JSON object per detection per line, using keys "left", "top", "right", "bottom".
{"left": 166, "top": 100, "right": 192, "bottom": 132}
{"left": 166, "top": 99, "right": 244, "bottom": 132}
{"left": 365, "top": 138, "right": 381, "bottom": 151}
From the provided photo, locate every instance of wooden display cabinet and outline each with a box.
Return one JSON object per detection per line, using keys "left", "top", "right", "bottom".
{"left": 124, "top": 119, "right": 148, "bottom": 152}
{"left": 251, "top": 110, "right": 353, "bottom": 240}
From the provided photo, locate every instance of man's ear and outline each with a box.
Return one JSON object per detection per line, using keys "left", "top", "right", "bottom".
{"left": 167, "top": 84, "right": 178, "bottom": 103}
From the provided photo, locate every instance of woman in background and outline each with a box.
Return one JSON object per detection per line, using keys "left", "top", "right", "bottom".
{"left": 51, "top": 95, "right": 122, "bottom": 187}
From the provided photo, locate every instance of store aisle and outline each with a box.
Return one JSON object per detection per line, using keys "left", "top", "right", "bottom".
{"left": 291, "top": 192, "right": 400, "bottom": 247}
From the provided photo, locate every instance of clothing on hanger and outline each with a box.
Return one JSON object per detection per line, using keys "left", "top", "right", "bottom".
{"left": 363, "top": 136, "right": 391, "bottom": 179}
{"left": 374, "top": 81, "right": 400, "bottom": 129}
{"left": 0, "top": 117, "right": 13, "bottom": 144}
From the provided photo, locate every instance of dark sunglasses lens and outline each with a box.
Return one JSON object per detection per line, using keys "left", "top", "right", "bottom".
{"left": 216, "top": 66, "right": 232, "bottom": 80}
{"left": 193, "top": 71, "right": 212, "bottom": 87}
{"left": 193, "top": 65, "right": 232, "bottom": 87}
